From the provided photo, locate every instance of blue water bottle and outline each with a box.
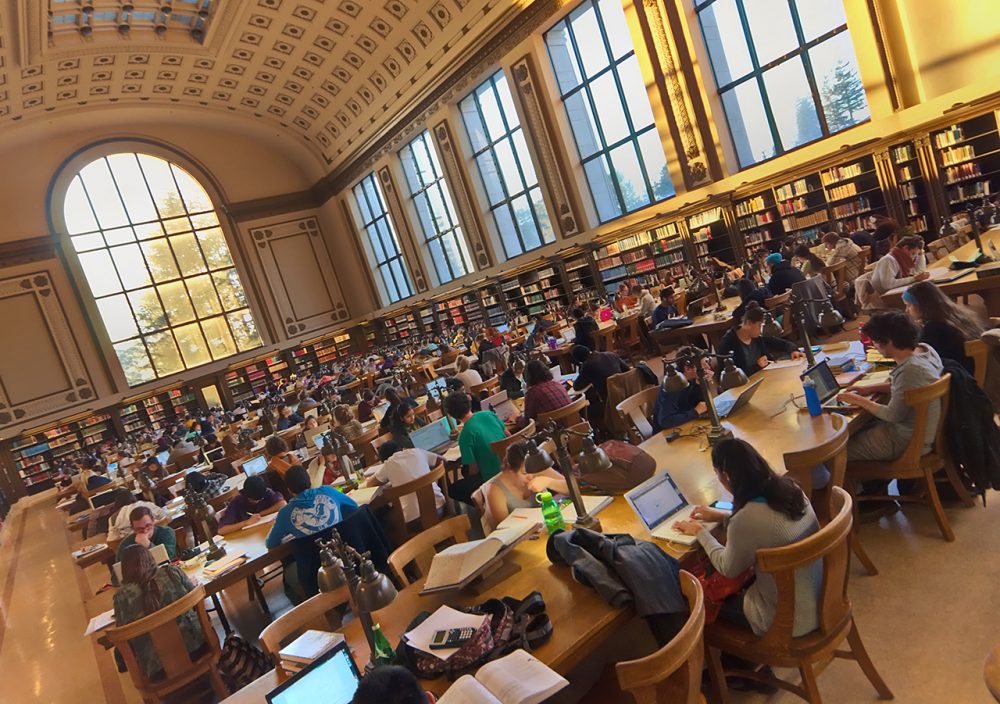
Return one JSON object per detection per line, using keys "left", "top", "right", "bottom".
{"left": 803, "top": 376, "right": 822, "bottom": 417}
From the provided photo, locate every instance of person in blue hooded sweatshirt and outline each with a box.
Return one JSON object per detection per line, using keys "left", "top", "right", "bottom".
{"left": 265, "top": 464, "right": 358, "bottom": 549}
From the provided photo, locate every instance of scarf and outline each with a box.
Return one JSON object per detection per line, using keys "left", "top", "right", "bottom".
{"left": 889, "top": 246, "right": 915, "bottom": 277}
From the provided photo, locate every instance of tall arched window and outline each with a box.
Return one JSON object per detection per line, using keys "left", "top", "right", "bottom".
{"left": 60, "top": 152, "right": 262, "bottom": 387}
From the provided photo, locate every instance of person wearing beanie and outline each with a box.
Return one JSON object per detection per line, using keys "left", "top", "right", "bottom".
{"left": 765, "top": 252, "right": 806, "bottom": 296}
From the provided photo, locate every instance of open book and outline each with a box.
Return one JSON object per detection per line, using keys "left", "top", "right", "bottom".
{"left": 421, "top": 521, "right": 538, "bottom": 592}
{"left": 279, "top": 629, "right": 345, "bottom": 665}
{"left": 495, "top": 494, "right": 613, "bottom": 532}
{"left": 437, "top": 649, "right": 568, "bottom": 704}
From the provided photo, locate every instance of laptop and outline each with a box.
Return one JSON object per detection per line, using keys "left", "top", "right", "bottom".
{"left": 425, "top": 377, "right": 449, "bottom": 397}
{"left": 496, "top": 324, "right": 510, "bottom": 333}
{"left": 686, "top": 298, "right": 707, "bottom": 318}
{"left": 713, "top": 378, "right": 765, "bottom": 418}
{"left": 156, "top": 450, "right": 170, "bottom": 466}
{"left": 239, "top": 455, "right": 268, "bottom": 477}
{"left": 560, "top": 328, "right": 576, "bottom": 344}
{"left": 266, "top": 641, "right": 361, "bottom": 704}
{"left": 483, "top": 389, "right": 519, "bottom": 422}
{"left": 800, "top": 361, "right": 854, "bottom": 410}
{"left": 625, "top": 473, "right": 724, "bottom": 546}
{"left": 305, "top": 423, "right": 331, "bottom": 450}
{"left": 204, "top": 447, "right": 225, "bottom": 464}
{"left": 409, "top": 417, "right": 453, "bottom": 453}
{"left": 549, "top": 364, "right": 564, "bottom": 381}
{"left": 312, "top": 429, "right": 334, "bottom": 454}
{"left": 113, "top": 543, "right": 169, "bottom": 583}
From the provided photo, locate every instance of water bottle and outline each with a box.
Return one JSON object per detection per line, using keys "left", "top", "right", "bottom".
{"left": 536, "top": 491, "right": 566, "bottom": 535}
{"left": 803, "top": 376, "right": 822, "bottom": 417}
{"left": 370, "top": 622, "right": 396, "bottom": 665}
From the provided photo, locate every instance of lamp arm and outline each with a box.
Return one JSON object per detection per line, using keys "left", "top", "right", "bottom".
{"left": 694, "top": 362, "right": 724, "bottom": 429}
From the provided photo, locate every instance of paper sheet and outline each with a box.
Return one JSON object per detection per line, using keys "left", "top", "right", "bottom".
{"left": 443, "top": 445, "right": 462, "bottom": 462}
{"left": 84, "top": 608, "right": 115, "bottom": 637}
{"left": 760, "top": 359, "right": 806, "bottom": 371}
{"left": 240, "top": 512, "right": 278, "bottom": 530}
{"left": 347, "top": 486, "right": 380, "bottom": 505}
{"left": 404, "top": 605, "right": 489, "bottom": 660}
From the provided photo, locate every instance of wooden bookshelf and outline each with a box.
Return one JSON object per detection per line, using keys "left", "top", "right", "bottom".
{"left": 479, "top": 283, "right": 507, "bottom": 328}
{"left": 774, "top": 174, "right": 828, "bottom": 242}
{"left": 417, "top": 304, "right": 438, "bottom": 335}
{"left": 889, "top": 140, "right": 934, "bottom": 236}
{"left": 8, "top": 411, "right": 117, "bottom": 494}
{"left": 932, "top": 112, "right": 1000, "bottom": 216}
{"left": 687, "top": 206, "right": 736, "bottom": 267}
{"left": 500, "top": 264, "right": 566, "bottom": 320}
{"left": 594, "top": 221, "right": 688, "bottom": 291}
{"left": 820, "top": 154, "right": 887, "bottom": 235}
{"left": 734, "top": 190, "right": 782, "bottom": 252}
{"left": 562, "top": 253, "right": 600, "bottom": 300}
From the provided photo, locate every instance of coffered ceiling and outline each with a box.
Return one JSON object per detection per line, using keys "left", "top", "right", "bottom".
{"left": 0, "top": 0, "right": 524, "bottom": 171}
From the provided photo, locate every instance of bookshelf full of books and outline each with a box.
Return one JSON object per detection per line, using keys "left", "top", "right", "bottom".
{"left": 774, "top": 173, "right": 829, "bottom": 242}
{"left": 479, "top": 283, "right": 507, "bottom": 328}
{"left": 889, "top": 141, "right": 934, "bottom": 236}
{"left": 562, "top": 253, "right": 600, "bottom": 300}
{"left": 593, "top": 221, "right": 688, "bottom": 291}
{"left": 500, "top": 265, "right": 566, "bottom": 319}
{"left": 417, "top": 304, "right": 438, "bottom": 335}
{"left": 381, "top": 310, "right": 420, "bottom": 341}
{"left": 820, "top": 154, "right": 886, "bottom": 235}
{"left": 734, "top": 190, "right": 782, "bottom": 251}
{"left": 8, "top": 411, "right": 118, "bottom": 494}
{"left": 687, "top": 206, "right": 735, "bottom": 267}
{"left": 931, "top": 111, "right": 1000, "bottom": 216}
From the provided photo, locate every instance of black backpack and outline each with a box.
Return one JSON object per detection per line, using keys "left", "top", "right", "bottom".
{"left": 942, "top": 359, "right": 1000, "bottom": 498}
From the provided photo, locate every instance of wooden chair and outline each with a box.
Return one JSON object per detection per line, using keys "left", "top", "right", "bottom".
{"left": 846, "top": 373, "right": 973, "bottom": 545}
{"left": 612, "top": 571, "right": 705, "bottom": 704}
{"left": 615, "top": 385, "right": 659, "bottom": 444}
{"left": 764, "top": 290, "right": 794, "bottom": 337}
{"left": 172, "top": 449, "right": 201, "bottom": 471}
{"left": 615, "top": 314, "right": 643, "bottom": 358}
{"left": 538, "top": 396, "right": 589, "bottom": 428}
{"left": 380, "top": 463, "right": 449, "bottom": 546}
{"left": 369, "top": 431, "right": 394, "bottom": 462}
{"left": 103, "top": 585, "right": 228, "bottom": 703}
{"left": 490, "top": 420, "right": 536, "bottom": 466}
{"left": 470, "top": 376, "right": 500, "bottom": 397}
{"left": 966, "top": 338, "right": 989, "bottom": 388}
{"left": 593, "top": 326, "right": 617, "bottom": 352}
{"left": 387, "top": 514, "right": 471, "bottom": 586}
{"left": 259, "top": 585, "right": 351, "bottom": 676}
{"left": 705, "top": 487, "right": 893, "bottom": 704}
{"left": 675, "top": 289, "right": 689, "bottom": 316}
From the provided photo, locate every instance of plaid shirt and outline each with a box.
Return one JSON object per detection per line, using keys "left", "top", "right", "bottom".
{"left": 523, "top": 380, "right": 572, "bottom": 421}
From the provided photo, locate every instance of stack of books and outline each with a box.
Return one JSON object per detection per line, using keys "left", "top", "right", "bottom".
{"left": 279, "top": 630, "right": 346, "bottom": 674}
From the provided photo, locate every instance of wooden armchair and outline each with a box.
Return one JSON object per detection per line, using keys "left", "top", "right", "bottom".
{"left": 705, "top": 488, "right": 893, "bottom": 704}
{"left": 490, "top": 420, "right": 536, "bottom": 467}
{"left": 615, "top": 385, "right": 659, "bottom": 444}
{"left": 380, "top": 463, "right": 449, "bottom": 546}
{"left": 259, "top": 585, "right": 352, "bottom": 676}
{"left": 470, "top": 376, "right": 500, "bottom": 397}
{"left": 538, "top": 396, "right": 589, "bottom": 428}
{"left": 764, "top": 290, "right": 794, "bottom": 338}
{"left": 103, "top": 585, "right": 228, "bottom": 703}
{"left": 387, "top": 514, "right": 471, "bottom": 587}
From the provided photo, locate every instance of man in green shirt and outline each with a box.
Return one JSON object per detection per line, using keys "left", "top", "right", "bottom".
{"left": 115, "top": 505, "right": 177, "bottom": 562}
{"left": 444, "top": 391, "right": 508, "bottom": 504}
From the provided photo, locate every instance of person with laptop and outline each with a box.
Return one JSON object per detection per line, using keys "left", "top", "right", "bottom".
{"left": 379, "top": 387, "right": 418, "bottom": 432}
{"left": 366, "top": 441, "right": 445, "bottom": 524}
{"left": 388, "top": 404, "right": 427, "bottom": 449}
{"left": 115, "top": 506, "right": 178, "bottom": 562}
{"left": 357, "top": 390, "right": 378, "bottom": 423}
{"left": 717, "top": 302, "right": 804, "bottom": 376}
{"left": 651, "top": 287, "right": 679, "bottom": 328}
{"left": 265, "top": 465, "right": 359, "bottom": 549}
{"left": 672, "top": 438, "right": 821, "bottom": 638}
{"left": 870, "top": 234, "right": 929, "bottom": 295}
{"left": 653, "top": 346, "right": 710, "bottom": 430}
{"left": 903, "top": 280, "right": 982, "bottom": 373}
{"left": 520, "top": 360, "right": 572, "bottom": 424}
{"left": 571, "top": 345, "right": 630, "bottom": 419}
{"left": 571, "top": 306, "right": 600, "bottom": 351}
{"left": 499, "top": 356, "right": 527, "bottom": 400}
{"left": 217, "top": 474, "right": 286, "bottom": 535}
{"left": 444, "top": 391, "right": 508, "bottom": 504}
{"left": 112, "top": 544, "right": 205, "bottom": 680}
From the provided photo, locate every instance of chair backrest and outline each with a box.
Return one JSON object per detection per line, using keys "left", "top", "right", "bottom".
{"left": 259, "top": 586, "right": 352, "bottom": 672}
{"left": 380, "top": 463, "right": 448, "bottom": 541}
{"left": 470, "top": 376, "right": 500, "bottom": 397}
{"left": 615, "top": 314, "right": 642, "bottom": 349}
{"left": 490, "top": 419, "right": 536, "bottom": 466}
{"left": 208, "top": 486, "right": 239, "bottom": 512}
{"left": 615, "top": 385, "right": 659, "bottom": 443}
{"left": 782, "top": 413, "right": 848, "bottom": 524}
{"left": 353, "top": 425, "right": 381, "bottom": 466}
{"left": 764, "top": 290, "right": 790, "bottom": 311}
{"left": 966, "top": 338, "right": 988, "bottom": 388}
{"left": 675, "top": 289, "right": 688, "bottom": 316}
{"left": 538, "top": 396, "right": 589, "bottom": 427}
{"left": 887, "top": 373, "right": 951, "bottom": 474}
{"left": 173, "top": 449, "right": 201, "bottom": 470}
{"left": 615, "top": 571, "right": 705, "bottom": 704}
{"left": 368, "top": 431, "right": 394, "bottom": 464}
{"left": 387, "top": 514, "right": 471, "bottom": 586}
{"left": 823, "top": 259, "right": 848, "bottom": 294}
{"left": 104, "top": 584, "right": 220, "bottom": 685}
{"left": 755, "top": 487, "right": 853, "bottom": 651}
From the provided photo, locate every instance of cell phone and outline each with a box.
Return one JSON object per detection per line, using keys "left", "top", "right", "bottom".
{"left": 429, "top": 627, "right": 476, "bottom": 649}
{"left": 710, "top": 500, "right": 734, "bottom": 511}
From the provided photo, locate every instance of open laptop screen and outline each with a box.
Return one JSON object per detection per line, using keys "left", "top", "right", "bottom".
{"left": 630, "top": 474, "right": 686, "bottom": 531}
{"left": 266, "top": 642, "right": 361, "bottom": 704}
{"left": 241, "top": 455, "right": 268, "bottom": 477}
{"left": 801, "top": 361, "right": 839, "bottom": 403}
{"left": 409, "top": 418, "right": 451, "bottom": 452}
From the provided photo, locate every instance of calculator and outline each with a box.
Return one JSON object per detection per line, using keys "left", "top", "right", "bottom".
{"left": 429, "top": 627, "right": 477, "bottom": 649}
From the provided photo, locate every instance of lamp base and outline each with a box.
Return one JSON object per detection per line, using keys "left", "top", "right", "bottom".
{"left": 707, "top": 424, "right": 734, "bottom": 447}
{"left": 573, "top": 513, "right": 602, "bottom": 532}
{"left": 205, "top": 536, "right": 227, "bottom": 562}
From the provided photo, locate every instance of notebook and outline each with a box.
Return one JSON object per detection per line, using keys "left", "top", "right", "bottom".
{"left": 278, "top": 630, "right": 346, "bottom": 666}
{"left": 410, "top": 417, "right": 453, "bottom": 453}
{"left": 112, "top": 543, "right": 169, "bottom": 583}
{"left": 266, "top": 641, "right": 361, "bottom": 704}
{"left": 436, "top": 649, "right": 569, "bottom": 704}
{"left": 625, "top": 473, "right": 723, "bottom": 546}
{"left": 712, "top": 378, "right": 764, "bottom": 418}
{"left": 240, "top": 455, "right": 268, "bottom": 477}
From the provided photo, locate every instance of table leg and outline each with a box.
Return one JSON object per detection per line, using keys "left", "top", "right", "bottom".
{"left": 979, "top": 289, "right": 1000, "bottom": 318}
{"left": 210, "top": 592, "right": 232, "bottom": 634}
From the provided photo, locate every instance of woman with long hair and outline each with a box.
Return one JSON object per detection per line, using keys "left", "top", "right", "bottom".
{"left": 673, "top": 439, "right": 822, "bottom": 637}
{"left": 904, "top": 280, "right": 983, "bottom": 372}
{"left": 485, "top": 442, "right": 569, "bottom": 525}
{"left": 792, "top": 244, "right": 826, "bottom": 277}
{"left": 113, "top": 544, "right": 205, "bottom": 678}
{"left": 716, "top": 302, "right": 803, "bottom": 376}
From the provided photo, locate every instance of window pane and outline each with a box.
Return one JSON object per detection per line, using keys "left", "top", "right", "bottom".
{"left": 213, "top": 269, "right": 249, "bottom": 311}
{"left": 135, "top": 222, "right": 164, "bottom": 240}
{"left": 157, "top": 280, "right": 196, "bottom": 324}
{"left": 477, "top": 81, "right": 507, "bottom": 142}
{"left": 113, "top": 339, "right": 155, "bottom": 386}
{"left": 570, "top": 3, "right": 611, "bottom": 79}
{"left": 196, "top": 228, "right": 235, "bottom": 270}
{"left": 80, "top": 158, "right": 129, "bottom": 230}
{"left": 171, "top": 164, "right": 213, "bottom": 213}
{"left": 170, "top": 233, "right": 208, "bottom": 276}
{"left": 637, "top": 129, "right": 675, "bottom": 200}
{"left": 762, "top": 57, "right": 821, "bottom": 149}
{"left": 190, "top": 212, "right": 219, "bottom": 230}
{"left": 173, "top": 322, "right": 212, "bottom": 368}
{"left": 545, "top": 22, "right": 584, "bottom": 93}
{"left": 227, "top": 310, "right": 263, "bottom": 352}
{"left": 744, "top": 0, "right": 798, "bottom": 65}
{"left": 163, "top": 216, "right": 192, "bottom": 235}
{"left": 145, "top": 330, "right": 185, "bottom": 376}
{"left": 493, "top": 138, "right": 524, "bottom": 196}
{"left": 72, "top": 233, "right": 105, "bottom": 252}
{"left": 78, "top": 249, "right": 122, "bottom": 297}
{"left": 96, "top": 295, "right": 139, "bottom": 342}
{"left": 721, "top": 80, "right": 776, "bottom": 166}
{"left": 699, "top": 0, "right": 752, "bottom": 85}
{"left": 186, "top": 274, "right": 223, "bottom": 317}
{"left": 105, "top": 226, "right": 135, "bottom": 247}
{"left": 142, "top": 239, "right": 180, "bottom": 282}
{"left": 511, "top": 194, "right": 541, "bottom": 250}
{"left": 351, "top": 173, "right": 413, "bottom": 303}
{"left": 619, "top": 56, "right": 656, "bottom": 131}
{"left": 110, "top": 243, "right": 152, "bottom": 290}
{"left": 128, "top": 288, "right": 168, "bottom": 332}
{"left": 599, "top": 0, "right": 634, "bottom": 60}
{"left": 201, "top": 316, "right": 237, "bottom": 360}
{"left": 64, "top": 177, "right": 99, "bottom": 235}
{"left": 810, "top": 32, "right": 870, "bottom": 132}
{"left": 511, "top": 131, "right": 537, "bottom": 185}
{"left": 413, "top": 194, "right": 435, "bottom": 239}
{"left": 400, "top": 146, "right": 422, "bottom": 194}
{"left": 564, "top": 92, "right": 601, "bottom": 159}
{"left": 584, "top": 157, "right": 623, "bottom": 222}
{"left": 795, "top": 0, "right": 846, "bottom": 41}
{"left": 105, "top": 153, "right": 158, "bottom": 223}
{"left": 137, "top": 154, "right": 186, "bottom": 218}
{"left": 591, "top": 72, "right": 630, "bottom": 145}
{"left": 494, "top": 206, "right": 521, "bottom": 259}
{"left": 460, "top": 95, "right": 489, "bottom": 152}
{"left": 609, "top": 141, "right": 651, "bottom": 212}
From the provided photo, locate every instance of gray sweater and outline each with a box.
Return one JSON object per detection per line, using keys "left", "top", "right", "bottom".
{"left": 871, "top": 344, "right": 943, "bottom": 452}
{"left": 697, "top": 499, "right": 821, "bottom": 636}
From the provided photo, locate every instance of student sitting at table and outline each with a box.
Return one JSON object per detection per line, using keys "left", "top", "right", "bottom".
{"left": 217, "top": 475, "right": 286, "bottom": 536}
{"left": 572, "top": 306, "right": 600, "bottom": 350}
{"left": 444, "top": 391, "right": 508, "bottom": 504}
{"left": 379, "top": 387, "right": 418, "bottom": 432}
{"left": 264, "top": 436, "right": 295, "bottom": 499}
{"left": 357, "top": 389, "right": 378, "bottom": 423}
{"left": 633, "top": 283, "right": 657, "bottom": 318}
{"left": 367, "top": 441, "right": 446, "bottom": 524}
{"left": 455, "top": 354, "right": 483, "bottom": 392}
{"left": 764, "top": 252, "right": 806, "bottom": 296}
{"left": 389, "top": 403, "right": 426, "bottom": 449}
{"left": 352, "top": 665, "right": 434, "bottom": 704}
{"left": 839, "top": 312, "right": 943, "bottom": 464}
{"left": 613, "top": 281, "right": 638, "bottom": 312}
{"left": 166, "top": 433, "right": 199, "bottom": 465}
{"left": 821, "top": 231, "right": 865, "bottom": 283}
{"left": 792, "top": 244, "right": 826, "bottom": 278}
{"left": 731, "top": 278, "right": 771, "bottom": 324}
{"left": 521, "top": 360, "right": 572, "bottom": 422}
{"left": 651, "top": 287, "right": 679, "bottom": 328}
{"left": 113, "top": 545, "right": 205, "bottom": 680}
{"left": 116, "top": 506, "right": 178, "bottom": 562}
{"left": 81, "top": 457, "right": 114, "bottom": 492}
{"left": 572, "top": 344, "right": 629, "bottom": 405}
{"left": 265, "top": 465, "right": 358, "bottom": 548}
{"left": 673, "top": 438, "right": 821, "bottom": 637}
{"left": 653, "top": 346, "right": 709, "bottom": 430}
{"left": 276, "top": 403, "right": 305, "bottom": 431}
{"left": 107, "top": 489, "right": 168, "bottom": 542}
{"left": 523, "top": 328, "right": 546, "bottom": 351}
{"left": 903, "top": 280, "right": 982, "bottom": 373}
{"left": 717, "top": 302, "right": 804, "bottom": 376}
{"left": 870, "top": 234, "right": 929, "bottom": 295}
{"left": 334, "top": 404, "right": 365, "bottom": 441}
{"left": 486, "top": 442, "right": 569, "bottom": 525}
{"left": 499, "top": 356, "right": 526, "bottom": 400}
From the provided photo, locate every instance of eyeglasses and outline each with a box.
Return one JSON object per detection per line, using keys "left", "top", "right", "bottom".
{"left": 133, "top": 520, "right": 154, "bottom": 533}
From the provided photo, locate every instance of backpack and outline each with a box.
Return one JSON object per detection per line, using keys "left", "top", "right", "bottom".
{"left": 942, "top": 359, "right": 1000, "bottom": 498}
{"left": 219, "top": 634, "right": 271, "bottom": 691}
{"left": 578, "top": 440, "right": 655, "bottom": 495}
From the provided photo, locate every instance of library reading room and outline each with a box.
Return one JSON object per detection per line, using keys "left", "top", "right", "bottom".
{"left": 2, "top": 1, "right": 1000, "bottom": 702}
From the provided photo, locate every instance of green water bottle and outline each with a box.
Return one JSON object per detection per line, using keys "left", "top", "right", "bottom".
{"left": 371, "top": 622, "right": 396, "bottom": 665}
{"left": 537, "top": 491, "right": 566, "bottom": 535}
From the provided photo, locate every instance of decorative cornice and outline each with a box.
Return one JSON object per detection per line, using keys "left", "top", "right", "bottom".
{"left": 225, "top": 189, "right": 324, "bottom": 223}
{"left": 0, "top": 237, "right": 58, "bottom": 268}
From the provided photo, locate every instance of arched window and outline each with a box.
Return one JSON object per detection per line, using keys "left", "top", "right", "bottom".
{"left": 59, "top": 152, "right": 262, "bottom": 387}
